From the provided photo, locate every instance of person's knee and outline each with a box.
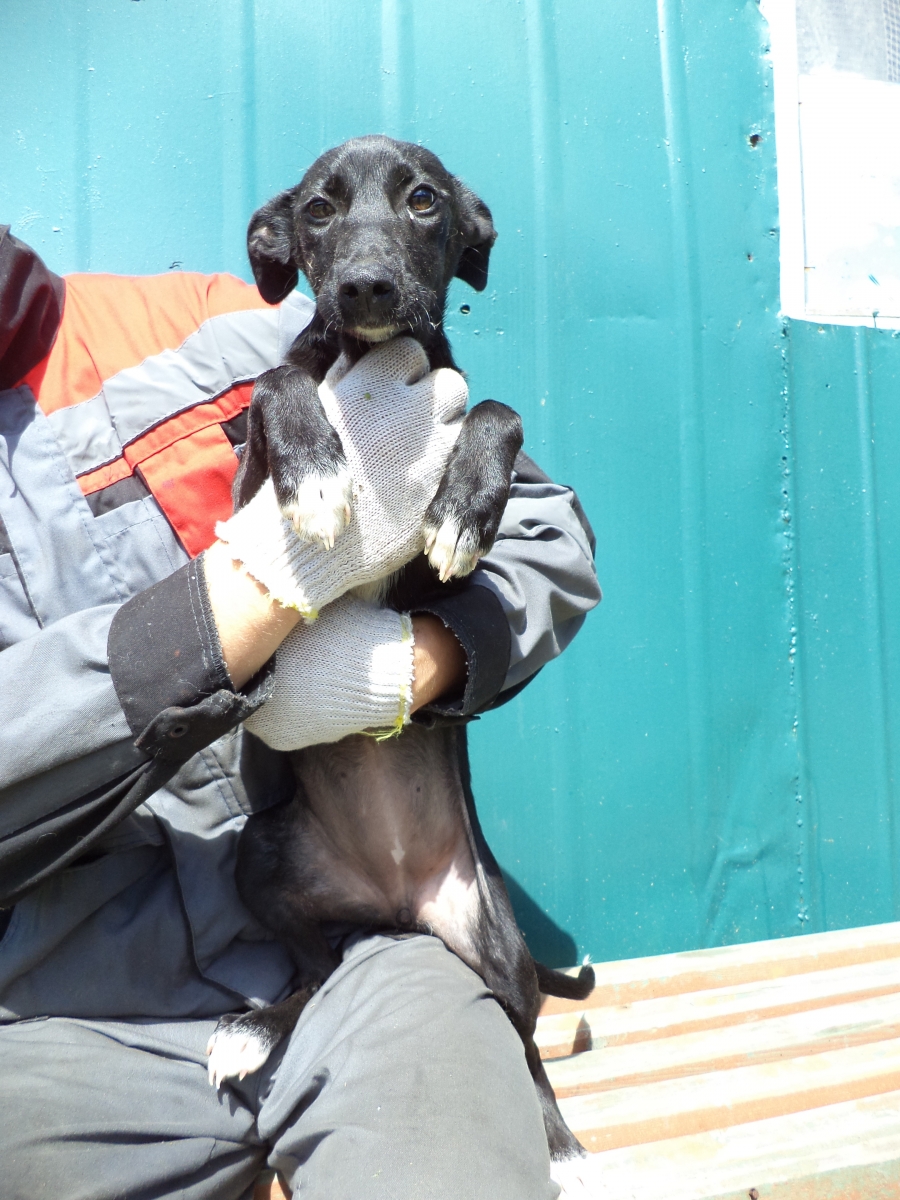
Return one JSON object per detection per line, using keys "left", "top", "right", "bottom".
{"left": 257, "top": 935, "right": 555, "bottom": 1200}
{"left": 291, "top": 933, "right": 519, "bottom": 1064}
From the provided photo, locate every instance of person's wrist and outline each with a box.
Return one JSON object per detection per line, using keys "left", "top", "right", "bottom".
{"left": 410, "top": 614, "right": 467, "bottom": 713}
{"left": 203, "top": 540, "right": 302, "bottom": 689}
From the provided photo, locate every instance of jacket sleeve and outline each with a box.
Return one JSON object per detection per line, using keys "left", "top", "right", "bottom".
{"left": 0, "top": 558, "right": 271, "bottom": 908}
{"left": 0, "top": 225, "right": 65, "bottom": 390}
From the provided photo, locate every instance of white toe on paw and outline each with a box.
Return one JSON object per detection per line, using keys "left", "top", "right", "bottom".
{"left": 550, "top": 1155, "right": 596, "bottom": 1198}
{"left": 282, "top": 468, "right": 353, "bottom": 548}
{"left": 206, "top": 1023, "right": 272, "bottom": 1089}
{"left": 424, "top": 518, "right": 481, "bottom": 582}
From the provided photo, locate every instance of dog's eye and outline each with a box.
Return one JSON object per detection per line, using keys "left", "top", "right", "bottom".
{"left": 408, "top": 186, "right": 436, "bottom": 213}
{"left": 306, "top": 197, "right": 335, "bottom": 221}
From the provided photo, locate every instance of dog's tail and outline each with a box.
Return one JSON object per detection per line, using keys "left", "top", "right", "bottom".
{"left": 534, "top": 961, "right": 595, "bottom": 1001}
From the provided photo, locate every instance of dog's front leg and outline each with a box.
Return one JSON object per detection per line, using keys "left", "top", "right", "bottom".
{"left": 424, "top": 399, "right": 523, "bottom": 580}
{"left": 233, "top": 364, "right": 352, "bottom": 548}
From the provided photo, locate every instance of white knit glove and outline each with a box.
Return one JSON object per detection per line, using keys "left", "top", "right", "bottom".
{"left": 244, "top": 594, "right": 415, "bottom": 750}
{"left": 216, "top": 338, "right": 467, "bottom": 617}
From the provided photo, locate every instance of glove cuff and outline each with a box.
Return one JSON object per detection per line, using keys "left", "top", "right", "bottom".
{"left": 243, "top": 598, "right": 414, "bottom": 752}
{"left": 216, "top": 480, "right": 345, "bottom": 619}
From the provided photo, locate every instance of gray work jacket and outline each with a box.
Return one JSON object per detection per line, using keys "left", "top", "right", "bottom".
{"left": 0, "top": 228, "right": 600, "bottom": 1022}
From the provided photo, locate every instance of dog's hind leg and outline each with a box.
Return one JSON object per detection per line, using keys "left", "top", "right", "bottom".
{"left": 206, "top": 805, "right": 345, "bottom": 1088}
{"left": 207, "top": 982, "right": 319, "bottom": 1088}
{"left": 524, "top": 1036, "right": 587, "bottom": 1163}
{"left": 206, "top": 916, "right": 340, "bottom": 1088}
{"left": 484, "top": 960, "right": 587, "bottom": 1162}
{"left": 441, "top": 726, "right": 588, "bottom": 1161}
{"left": 464, "top": 886, "right": 587, "bottom": 1162}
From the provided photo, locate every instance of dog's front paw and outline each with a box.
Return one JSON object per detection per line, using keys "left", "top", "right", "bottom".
{"left": 206, "top": 1012, "right": 279, "bottom": 1088}
{"left": 423, "top": 400, "right": 521, "bottom": 582}
{"left": 423, "top": 517, "right": 482, "bottom": 582}
{"left": 280, "top": 468, "right": 353, "bottom": 549}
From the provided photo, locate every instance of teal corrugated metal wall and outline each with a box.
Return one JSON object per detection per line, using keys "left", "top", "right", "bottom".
{"left": 4, "top": 0, "right": 899, "bottom": 964}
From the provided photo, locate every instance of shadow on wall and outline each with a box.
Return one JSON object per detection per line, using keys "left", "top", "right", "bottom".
{"left": 502, "top": 871, "right": 579, "bottom": 968}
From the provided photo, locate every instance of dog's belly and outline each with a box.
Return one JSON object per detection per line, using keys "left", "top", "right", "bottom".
{"left": 288, "top": 725, "right": 480, "bottom": 960}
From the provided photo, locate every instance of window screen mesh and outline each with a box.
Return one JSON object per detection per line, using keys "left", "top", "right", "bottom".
{"left": 886, "top": 0, "right": 900, "bottom": 82}
{"left": 797, "top": 0, "right": 900, "bottom": 83}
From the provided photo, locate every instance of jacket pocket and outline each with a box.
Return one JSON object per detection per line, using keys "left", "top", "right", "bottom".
{"left": 90, "top": 495, "right": 189, "bottom": 598}
{"left": 0, "top": 552, "right": 40, "bottom": 650}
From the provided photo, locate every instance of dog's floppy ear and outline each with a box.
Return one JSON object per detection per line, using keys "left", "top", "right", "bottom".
{"left": 247, "top": 189, "right": 300, "bottom": 304}
{"left": 453, "top": 180, "right": 496, "bottom": 292}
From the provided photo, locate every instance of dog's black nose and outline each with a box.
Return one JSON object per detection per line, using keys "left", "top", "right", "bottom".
{"left": 337, "top": 268, "right": 396, "bottom": 318}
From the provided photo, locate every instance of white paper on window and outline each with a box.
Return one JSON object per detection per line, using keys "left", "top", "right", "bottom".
{"left": 762, "top": 0, "right": 900, "bottom": 327}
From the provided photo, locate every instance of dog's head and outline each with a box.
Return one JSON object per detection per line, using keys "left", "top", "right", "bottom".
{"left": 247, "top": 135, "right": 496, "bottom": 346}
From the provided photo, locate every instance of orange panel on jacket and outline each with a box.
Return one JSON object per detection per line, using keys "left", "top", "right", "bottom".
{"left": 20, "top": 271, "right": 270, "bottom": 414}
{"left": 138, "top": 423, "right": 239, "bottom": 558}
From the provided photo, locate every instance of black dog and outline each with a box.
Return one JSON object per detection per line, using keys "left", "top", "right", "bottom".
{"left": 208, "top": 136, "right": 594, "bottom": 1163}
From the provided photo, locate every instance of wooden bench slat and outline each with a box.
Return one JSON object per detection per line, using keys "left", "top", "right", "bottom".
{"left": 541, "top": 920, "right": 900, "bottom": 1016}
{"left": 545, "top": 989, "right": 900, "bottom": 1096}
{"left": 253, "top": 1176, "right": 289, "bottom": 1200}
{"left": 537, "top": 954, "right": 900, "bottom": 1059}
{"left": 559, "top": 1088, "right": 900, "bottom": 1200}
{"left": 559, "top": 1034, "right": 900, "bottom": 1153}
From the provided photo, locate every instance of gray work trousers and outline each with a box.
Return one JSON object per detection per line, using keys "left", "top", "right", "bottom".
{"left": 0, "top": 933, "right": 557, "bottom": 1200}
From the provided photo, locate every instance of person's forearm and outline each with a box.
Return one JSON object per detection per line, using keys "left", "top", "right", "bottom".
{"left": 203, "top": 539, "right": 301, "bottom": 689}
{"left": 410, "top": 613, "right": 466, "bottom": 712}
{"left": 205, "top": 540, "right": 466, "bottom": 708}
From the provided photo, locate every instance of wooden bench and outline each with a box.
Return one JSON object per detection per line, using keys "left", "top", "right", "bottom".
{"left": 544, "top": 921, "right": 900, "bottom": 1198}
{"left": 255, "top": 921, "right": 900, "bottom": 1198}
